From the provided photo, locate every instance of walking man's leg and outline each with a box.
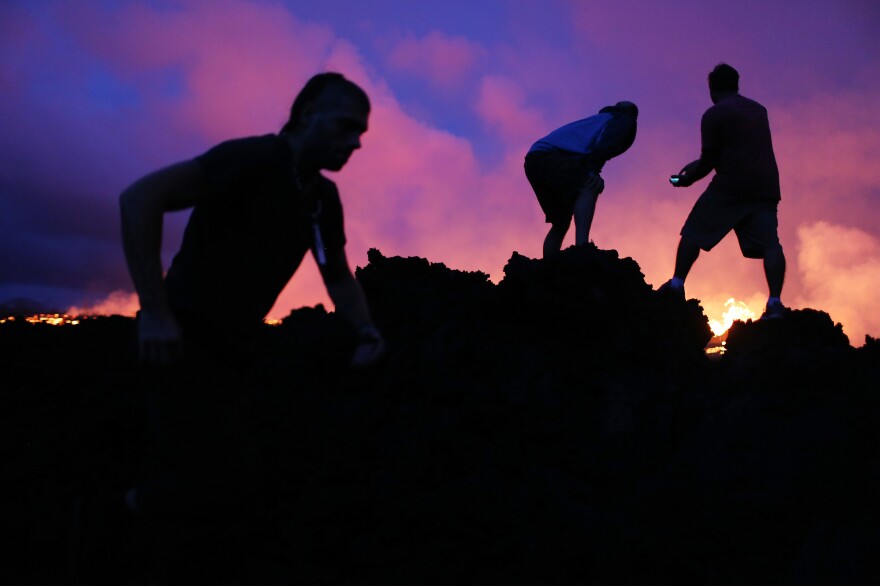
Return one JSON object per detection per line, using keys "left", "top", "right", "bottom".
{"left": 763, "top": 243, "right": 785, "bottom": 299}
{"left": 673, "top": 236, "right": 701, "bottom": 282}
{"left": 658, "top": 236, "right": 701, "bottom": 298}
{"left": 743, "top": 207, "right": 786, "bottom": 318}
{"left": 760, "top": 242, "right": 787, "bottom": 319}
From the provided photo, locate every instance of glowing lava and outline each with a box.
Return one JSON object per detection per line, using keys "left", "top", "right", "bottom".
{"left": 709, "top": 298, "right": 756, "bottom": 336}
{"left": 27, "top": 313, "right": 82, "bottom": 325}
{"left": 1, "top": 313, "right": 285, "bottom": 327}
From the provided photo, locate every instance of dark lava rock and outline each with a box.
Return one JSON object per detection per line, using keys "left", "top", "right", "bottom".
{"left": 494, "top": 245, "right": 712, "bottom": 368}
{"left": 5, "top": 247, "right": 878, "bottom": 585}
{"left": 726, "top": 307, "right": 851, "bottom": 356}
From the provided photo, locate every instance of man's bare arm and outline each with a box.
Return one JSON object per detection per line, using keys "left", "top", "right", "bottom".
{"left": 119, "top": 160, "right": 209, "bottom": 362}
{"left": 674, "top": 157, "right": 714, "bottom": 187}
{"left": 320, "top": 248, "right": 385, "bottom": 366}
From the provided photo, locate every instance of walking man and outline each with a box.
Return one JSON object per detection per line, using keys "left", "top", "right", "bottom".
{"left": 660, "top": 64, "right": 787, "bottom": 319}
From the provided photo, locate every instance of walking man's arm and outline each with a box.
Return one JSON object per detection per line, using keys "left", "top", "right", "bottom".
{"left": 674, "top": 110, "right": 721, "bottom": 187}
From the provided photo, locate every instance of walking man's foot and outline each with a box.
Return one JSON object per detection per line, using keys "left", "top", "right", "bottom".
{"left": 657, "top": 279, "right": 685, "bottom": 301}
{"left": 760, "top": 299, "right": 787, "bottom": 320}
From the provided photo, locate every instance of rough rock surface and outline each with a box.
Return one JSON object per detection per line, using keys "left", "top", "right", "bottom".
{"left": 5, "top": 246, "right": 878, "bottom": 585}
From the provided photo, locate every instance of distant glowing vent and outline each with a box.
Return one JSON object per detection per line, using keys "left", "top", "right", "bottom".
{"left": 709, "top": 298, "right": 756, "bottom": 336}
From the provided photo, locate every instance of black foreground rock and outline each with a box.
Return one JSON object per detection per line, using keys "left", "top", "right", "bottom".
{"left": 4, "top": 246, "right": 878, "bottom": 585}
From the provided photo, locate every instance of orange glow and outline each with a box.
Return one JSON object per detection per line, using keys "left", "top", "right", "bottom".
{"left": 67, "top": 290, "right": 139, "bottom": 318}
{"left": 705, "top": 340, "right": 727, "bottom": 356}
{"left": 708, "top": 298, "right": 756, "bottom": 337}
{"left": 14, "top": 313, "right": 87, "bottom": 326}
{"left": 2, "top": 312, "right": 285, "bottom": 328}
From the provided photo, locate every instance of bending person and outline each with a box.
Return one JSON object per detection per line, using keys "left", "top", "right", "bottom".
{"left": 524, "top": 101, "right": 638, "bottom": 257}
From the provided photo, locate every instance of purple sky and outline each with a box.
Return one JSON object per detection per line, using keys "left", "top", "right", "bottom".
{"left": 2, "top": 0, "right": 879, "bottom": 343}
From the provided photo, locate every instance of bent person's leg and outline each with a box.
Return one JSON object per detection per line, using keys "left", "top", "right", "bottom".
{"left": 544, "top": 221, "right": 570, "bottom": 257}
{"left": 573, "top": 186, "right": 599, "bottom": 246}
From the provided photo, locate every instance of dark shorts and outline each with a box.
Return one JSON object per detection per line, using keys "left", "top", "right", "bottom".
{"left": 525, "top": 150, "right": 595, "bottom": 225}
{"left": 681, "top": 186, "right": 781, "bottom": 258}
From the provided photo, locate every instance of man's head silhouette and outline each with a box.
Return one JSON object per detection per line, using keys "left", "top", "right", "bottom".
{"left": 281, "top": 73, "right": 371, "bottom": 173}
{"left": 708, "top": 63, "right": 739, "bottom": 104}
{"left": 613, "top": 101, "right": 638, "bottom": 119}
{"left": 282, "top": 73, "right": 370, "bottom": 132}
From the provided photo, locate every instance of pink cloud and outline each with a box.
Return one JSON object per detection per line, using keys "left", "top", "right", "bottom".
{"left": 61, "top": 0, "right": 337, "bottom": 141}
{"left": 793, "top": 222, "right": 880, "bottom": 345}
{"left": 67, "top": 290, "right": 139, "bottom": 317}
{"left": 474, "top": 75, "right": 547, "bottom": 145}
{"left": 386, "top": 30, "right": 485, "bottom": 88}
{"left": 771, "top": 87, "right": 880, "bottom": 235}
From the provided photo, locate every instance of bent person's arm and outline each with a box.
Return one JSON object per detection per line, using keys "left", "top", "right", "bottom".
{"left": 321, "top": 249, "right": 385, "bottom": 366}
{"left": 119, "top": 160, "right": 208, "bottom": 363}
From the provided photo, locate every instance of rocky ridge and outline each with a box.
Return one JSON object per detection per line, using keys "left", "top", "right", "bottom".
{"left": 5, "top": 246, "right": 878, "bottom": 585}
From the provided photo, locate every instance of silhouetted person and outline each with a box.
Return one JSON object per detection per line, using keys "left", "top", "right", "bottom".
{"left": 659, "top": 64, "right": 787, "bottom": 319}
{"left": 118, "top": 73, "right": 384, "bottom": 568}
{"left": 525, "top": 101, "right": 638, "bottom": 257}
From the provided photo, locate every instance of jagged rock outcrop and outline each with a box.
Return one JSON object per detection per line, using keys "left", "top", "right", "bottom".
{"left": 5, "top": 247, "right": 878, "bottom": 585}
